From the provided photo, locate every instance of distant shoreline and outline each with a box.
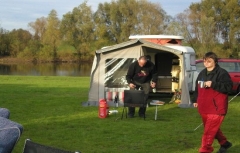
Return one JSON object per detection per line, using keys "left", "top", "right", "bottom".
{"left": 0, "top": 57, "right": 32, "bottom": 64}
{"left": 0, "top": 56, "right": 93, "bottom": 64}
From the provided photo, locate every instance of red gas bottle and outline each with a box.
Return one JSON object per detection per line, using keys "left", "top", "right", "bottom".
{"left": 98, "top": 99, "right": 109, "bottom": 118}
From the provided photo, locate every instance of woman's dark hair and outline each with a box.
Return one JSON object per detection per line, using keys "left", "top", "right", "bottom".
{"left": 203, "top": 52, "right": 218, "bottom": 63}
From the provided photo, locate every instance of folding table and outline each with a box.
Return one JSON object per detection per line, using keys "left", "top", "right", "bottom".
{"left": 150, "top": 101, "right": 164, "bottom": 120}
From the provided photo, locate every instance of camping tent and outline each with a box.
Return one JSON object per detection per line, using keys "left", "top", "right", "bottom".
{"left": 85, "top": 37, "right": 196, "bottom": 108}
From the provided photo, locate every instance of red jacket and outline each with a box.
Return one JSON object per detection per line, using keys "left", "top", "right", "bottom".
{"left": 192, "top": 65, "right": 233, "bottom": 115}
{"left": 197, "top": 86, "right": 228, "bottom": 115}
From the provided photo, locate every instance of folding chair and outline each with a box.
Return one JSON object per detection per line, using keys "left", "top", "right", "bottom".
{"left": 0, "top": 117, "right": 23, "bottom": 153}
{"left": 121, "top": 90, "right": 146, "bottom": 120}
{"left": 22, "top": 139, "right": 81, "bottom": 153}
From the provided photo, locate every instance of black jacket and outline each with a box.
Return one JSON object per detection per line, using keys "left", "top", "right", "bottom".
{"left": 192, "top": 64, "right": 233, "bottom": 103}
{"left": 126, "top": 61, "right": 157, "bottom": 84}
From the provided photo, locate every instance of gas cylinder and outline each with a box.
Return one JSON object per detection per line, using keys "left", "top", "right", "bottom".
{"left": 98, "top": 99, "right": 109, "bottom": 118}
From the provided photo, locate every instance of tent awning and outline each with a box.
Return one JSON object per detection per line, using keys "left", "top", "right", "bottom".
{"left": 96, "top": 39, "right": 183, "bottom": 55}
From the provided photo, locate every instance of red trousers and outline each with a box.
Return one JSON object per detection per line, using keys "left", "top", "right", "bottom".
{"left": 199, "top": 114, "right": 227, "bottom": 153}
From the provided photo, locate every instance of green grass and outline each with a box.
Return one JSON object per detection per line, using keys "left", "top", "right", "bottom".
{"left": 1, "top": 75, "right": 240, "bottom": 153}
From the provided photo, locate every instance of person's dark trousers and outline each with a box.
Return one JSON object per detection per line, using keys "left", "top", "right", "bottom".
{"left": 128, "top": 82, "right": 150, "bottom": 117}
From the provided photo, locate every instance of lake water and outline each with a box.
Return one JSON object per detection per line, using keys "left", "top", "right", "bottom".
{"left": 0, "top": 63, "right": 92, "bottom": 76}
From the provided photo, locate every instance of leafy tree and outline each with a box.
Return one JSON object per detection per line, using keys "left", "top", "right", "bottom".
{"left": 93, "top": 2, "right": 114, "bottom": 48}
{"left": 172, "top": 0, "right": 240, "bottom": 58}
{"left": 28, "top": 17, "right": 47, "bottom": 41}
{"left": 18, "top": 39, "right": 41, "bottom": 59}
{"left": 60, "top": 1, "right": 94, "bottom": 60}
{"left": 94, "top": 0, "right": 169, "bottom": 44}
{"left": 5, "top": 0, "right": 240, "bottom": 61}
{"left": 0, "top": 28, "right": 11, "bottom": 56}
{"left": 226, "top": 0, "right": 240, "bottom": 56}
{"left": 8, "top": 29, "right": 32, "bottom": 57}
{"left": 40, "top": 9, "right": 61, "bottom": 60}
{"left": 187, "top": 0, "right": 240, "bottom": 57}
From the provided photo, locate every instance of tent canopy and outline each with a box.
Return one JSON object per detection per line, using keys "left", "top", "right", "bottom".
{"left": 85, "top": 39, "right": 194, "bottom": 108}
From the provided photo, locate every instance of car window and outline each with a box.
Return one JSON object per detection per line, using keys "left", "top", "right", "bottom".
{"left": 218, "top": 62, "right": 239, "bottom": 72}
{"left": 196, "top": 61, "right": 240, "bottom": 72}
{"left": 196, "top": 62, "right": 204, "bottom": 72}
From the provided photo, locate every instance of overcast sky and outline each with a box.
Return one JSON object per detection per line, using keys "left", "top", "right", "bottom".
{"left": 0, "top": 0, "right": 200, "bottom": 31}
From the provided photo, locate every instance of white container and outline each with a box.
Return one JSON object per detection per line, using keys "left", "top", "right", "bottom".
{"left": 108, "top": 110, "right": 118, "bottom": 115}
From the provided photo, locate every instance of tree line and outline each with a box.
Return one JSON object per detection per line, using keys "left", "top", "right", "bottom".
{"left": 0, "top": 0, "right": 239, "bottom": 62}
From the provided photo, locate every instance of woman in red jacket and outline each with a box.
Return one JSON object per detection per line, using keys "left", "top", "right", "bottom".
{"left": 192, "top": 52, "right": 233, "bottom": 153}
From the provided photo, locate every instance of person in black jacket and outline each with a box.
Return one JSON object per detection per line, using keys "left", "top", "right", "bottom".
{"left": 126, "top": 55, "right": 158, "bottom": 118}
{"left": 192, "top": 52, "right": 233, "bottom": 153}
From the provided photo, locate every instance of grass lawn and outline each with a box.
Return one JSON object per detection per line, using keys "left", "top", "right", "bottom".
{"left": 1, "top": 75, "right": 240, "bottom": 153}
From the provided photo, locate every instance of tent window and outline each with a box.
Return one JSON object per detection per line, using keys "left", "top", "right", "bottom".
{"left": 105, "top": 58, "right": 136, "bottom": 88}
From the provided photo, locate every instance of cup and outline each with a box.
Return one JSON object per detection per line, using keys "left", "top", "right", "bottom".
{"left": 198, "top": 81, "right": 205, "bottom": 88}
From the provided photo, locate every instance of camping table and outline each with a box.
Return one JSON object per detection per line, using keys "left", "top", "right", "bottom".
{"left": 150, "top": 102, "right": 164, "bottom": 120}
